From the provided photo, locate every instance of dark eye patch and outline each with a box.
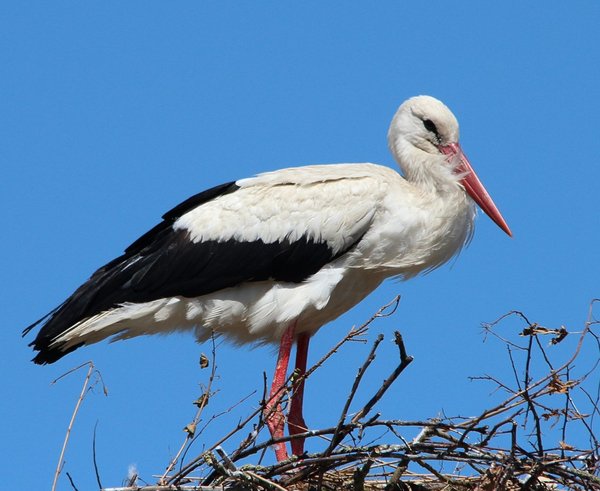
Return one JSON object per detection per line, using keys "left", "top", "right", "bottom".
{"left": 423, "top": 119, "right": 438, "bottom": 135}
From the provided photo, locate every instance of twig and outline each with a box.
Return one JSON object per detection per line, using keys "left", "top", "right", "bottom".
{"left": 93, "top": 421, "right": 103, "bottom": 490}
{"left": 522, "top": 332, "right": 544, "bottom": 456}
{"left": 387, "top": 424, "right": 437, "bottom": 487}
{"left": 66, "top": 471, "right": 79, "bottom": 491}
{"left": 51, "top": 361, "right": 102, "bottom": 491}
{"left": 351, "top": 331, "right": 413, "bottom": 424}
{"left": 242, "top": 470, "right": 288, "bottom": 491}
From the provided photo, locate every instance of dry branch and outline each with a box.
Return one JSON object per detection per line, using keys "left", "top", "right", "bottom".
{"left": 51, "top": 361, "right": 107, "bottom": 491}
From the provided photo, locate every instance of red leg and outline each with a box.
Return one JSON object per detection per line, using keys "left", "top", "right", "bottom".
{"left": 289, "top": 332, "right": 310, "bottom": 456}
{"left": 264, "top": 322, "right": 295, "bottom": 462}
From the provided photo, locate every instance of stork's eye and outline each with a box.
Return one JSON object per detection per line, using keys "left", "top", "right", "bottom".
{"left": 423, "top": 119, "right": 438, "bottom": 135}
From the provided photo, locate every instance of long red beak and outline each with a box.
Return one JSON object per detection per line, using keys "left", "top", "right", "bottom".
{"left": 440, "top": 142, "right": 512, "bottom": 237}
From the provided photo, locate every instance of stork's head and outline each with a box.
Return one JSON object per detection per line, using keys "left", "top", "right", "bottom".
{"left": 388, "top": 96, "right": 459, "bottom": 155}
{"left": 388, "top": 95, "right": 512, "bottom": 237}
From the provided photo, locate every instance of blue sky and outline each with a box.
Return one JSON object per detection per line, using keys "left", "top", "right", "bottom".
{"left": 2, "top": 2, "right": 599, "bottom": 489}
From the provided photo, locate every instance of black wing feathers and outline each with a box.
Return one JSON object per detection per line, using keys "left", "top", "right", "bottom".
{"left": 27, "top": 181, "right": 238, "bottom": 363}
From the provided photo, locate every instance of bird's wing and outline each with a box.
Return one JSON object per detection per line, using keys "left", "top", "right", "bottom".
{"left": 26, "top": 164, "right": 389, "bottom": 359}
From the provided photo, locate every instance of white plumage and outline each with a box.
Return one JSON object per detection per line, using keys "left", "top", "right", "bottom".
{"left": 26, "top": 95, "right": 511, "bottom": 461}
{"left": 50, "top": 161, "right": 471, "bottom": 350}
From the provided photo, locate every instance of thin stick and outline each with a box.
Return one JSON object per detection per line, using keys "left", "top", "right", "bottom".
{"left": 92, "top": 421, "right": 103, "bottom": 489}
{"left": 243, "top": 470, "right": 288, "bottom": 491}
{"left": 65, "top": 471, "right": 79, "bottom": 491}
{"left": 351, "top": 331, "right": 413, "bottom": 424}
{"left": 51, "top": 361, "right": 95, "bottom": 491}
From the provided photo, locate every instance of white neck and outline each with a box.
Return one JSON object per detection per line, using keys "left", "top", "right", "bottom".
{"left": 393, "top": 139, "right": 464, "bottom": 197}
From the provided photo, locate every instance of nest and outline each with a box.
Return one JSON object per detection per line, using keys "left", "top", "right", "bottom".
{"left": 54, "top": 298, "right": 600, "bottom": 491}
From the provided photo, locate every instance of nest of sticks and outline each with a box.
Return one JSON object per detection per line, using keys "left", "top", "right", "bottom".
{"left": 56, "top": 297, "right": 600, "bottom": 491}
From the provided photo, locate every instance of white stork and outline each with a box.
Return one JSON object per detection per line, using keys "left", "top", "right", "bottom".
{"left": 25, "top": 95, "right": 511, "bottom": 462}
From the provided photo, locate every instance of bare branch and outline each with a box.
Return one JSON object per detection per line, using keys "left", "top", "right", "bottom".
{"left": 51, "top": 361, "right": 106, "bottom": 491}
